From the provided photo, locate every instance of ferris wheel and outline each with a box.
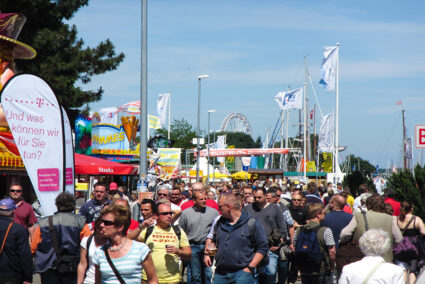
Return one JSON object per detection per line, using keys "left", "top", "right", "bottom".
{"left": 220, "top": 113, "right": 253, "bottom": 136}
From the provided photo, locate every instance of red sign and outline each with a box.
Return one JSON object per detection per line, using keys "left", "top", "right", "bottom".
{"left": 416, "top": 125, "right": 425, "bottom": 148}
{"left": 198, "top": 148, "right": 289, "bottom": 157}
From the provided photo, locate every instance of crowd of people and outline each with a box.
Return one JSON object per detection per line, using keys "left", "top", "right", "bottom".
{"left": 1, "top": 179, "right": 425, "bottom": 284}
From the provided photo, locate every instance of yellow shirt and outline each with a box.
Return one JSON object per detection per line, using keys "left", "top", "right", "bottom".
{"left": 347, "top": 195, "right": 354, "bottom": 209}
{"left": 138, "top": 225, "right": 189, "bottom": 283}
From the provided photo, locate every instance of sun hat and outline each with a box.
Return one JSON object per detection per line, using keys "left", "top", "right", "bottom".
{"left": 0, "top": 13, "right": 36, "bottom": 59}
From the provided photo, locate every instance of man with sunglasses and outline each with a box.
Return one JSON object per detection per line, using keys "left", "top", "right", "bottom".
{"left": 9, "top": 183, "right": 37, "bottom": 241}
{"left": 138, "top": 201, "right": 191, "bottom": 283}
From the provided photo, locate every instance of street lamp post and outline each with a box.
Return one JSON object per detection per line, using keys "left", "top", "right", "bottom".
{"left": 207, "top": 109, "right": 216, "bottom": 184}
{"left": 196, "top": 74, "right": 211, "bottom": 182}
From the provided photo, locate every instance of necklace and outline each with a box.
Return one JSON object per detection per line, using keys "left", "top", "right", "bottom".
{"left": 109, "top": 238, "right": 127, "bottom": 252}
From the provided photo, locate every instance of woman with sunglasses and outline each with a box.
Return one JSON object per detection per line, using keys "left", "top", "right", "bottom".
{"left": 77, "top": 218, "right": 108, "bottom": 284}
{"left": 93, "top": 204, "right": 158, "bottom": 284}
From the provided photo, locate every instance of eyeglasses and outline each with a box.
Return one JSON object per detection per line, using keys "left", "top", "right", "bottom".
{"left": 158, "top": 193, "right": 169, "bottom": 197}
{"left": 100, "top": 219, "right": 115, "bottom": 226}
{"left": 254, "top": 196, "right": 263, "bottom": 200}
{"left": 292, "top": 199, "right": 302, "bottom": 202}
{"left": 10, "top": 190, "right": 22, "bottom": 193}
{"left": 158, "top": 212, "right": 173, "bottom": 216}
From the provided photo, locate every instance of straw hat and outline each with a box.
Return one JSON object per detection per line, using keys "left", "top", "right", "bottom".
{"left": 0, "top": 13, "right": 36, "bottom": 59}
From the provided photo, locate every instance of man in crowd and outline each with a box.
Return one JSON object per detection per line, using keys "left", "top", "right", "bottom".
{"left": 339, "top": 229, "right": 404, "bottom": 283}
{"left": 138, "top": 201, "right": 191, "bottom": 284}
{"left": 156, "top": 185, "right": 182, "bottom": 223}
{"left": 170, "top": 186, "right": 183, "bottom": 206}
{"left": 242, "top": 186, "right": 254, "bottom": 207}
{"left": 287, "top": 192, "right": 308, "bottom": 284}
{"left": 305, "top": 182, "right": 323, "bottom": 204}
{"left": 295, "top": 203, "right": 336, "bottom": 284}
{"left": 128, "top": 199, "right": 157, "bottom": 240}
{"left": 79, "top": 182, "right": 111, "bottom": 224}
{"left": 0, "top": 198, "right": 32, "bottom": 283}
{"left": 181, "top": 182, "right": 219, "bottom": 212}
{"left": 323, "top": 194, "right": 353, "bottom": 249}
{"left": 244, "top": 187, "right": 288, "bottom": 284}
{"left": 180, "top": 190, "right": 219, "bottom": 284}
{"left": 32, "top": 192, "right": 91, "bottom": 283}
{"left": 204, "top": 193, "right": 268, "bottom": 284}
{"left": 8, "top": 183, "right": 37, "bottom": 240}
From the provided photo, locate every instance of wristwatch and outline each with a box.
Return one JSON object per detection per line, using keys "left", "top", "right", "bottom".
{"left": 247, "top": 265, "right": 255, "bottom": 274}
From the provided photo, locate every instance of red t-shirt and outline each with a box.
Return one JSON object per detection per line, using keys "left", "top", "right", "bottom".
{"left": 385, "top": 198, "right": 401, "bottom": 216}
{"left": 180, "top": 199, "right": 219, "bottom": 212}
{"left": 343, "top": 204, "right": 353, "bottom": 214}
{"left": 14, "top": 201, "right": 37, "bottom": 228}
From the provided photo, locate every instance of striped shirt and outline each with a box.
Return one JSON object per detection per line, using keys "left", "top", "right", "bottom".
{"left": 93, "top": 240, "right": 150, "bottom": 284}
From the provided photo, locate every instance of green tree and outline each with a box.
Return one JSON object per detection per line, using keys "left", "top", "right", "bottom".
{"left": 0, "top": 0, "right": 124, "bottom": 119}
{"left": 343, "top": 170, "right": 375, "bottom": 197}
{"left": 387, "top": 166, "right": 425, "bottom": 220}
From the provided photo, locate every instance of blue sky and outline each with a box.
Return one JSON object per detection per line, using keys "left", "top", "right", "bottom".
{"left": 69, "top": 0, "right": 425, "bottom": 169}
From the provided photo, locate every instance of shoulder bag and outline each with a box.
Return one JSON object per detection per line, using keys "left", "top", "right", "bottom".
{"left": 103, "top": 246, "right": 126, "bottom": 284}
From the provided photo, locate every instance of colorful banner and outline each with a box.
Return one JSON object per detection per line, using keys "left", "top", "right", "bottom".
{"left": 322, "top": 152, "right": 333, "bottom": 172}
{"left": 157, "top": 148, "right": 181, "bottom": 166}
{"left": 75, "top": 114, "right": 92, "bottom": 154}
{"left": 1, "top": 74, "right": 64, "bottom": 216}
{"left": 91, "top": 124, "right": 139, "bottom": 155}
{"left": 148, "top": 114, "right": 161, "bottom": 129}
{"left": 0, "top": 132, "right": 25, "bottom": 169}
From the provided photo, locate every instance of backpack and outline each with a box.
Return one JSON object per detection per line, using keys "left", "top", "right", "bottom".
{"left": 294, "top": 226, "right": 323, "bottom": 271}
{"left": 144, "top": 225, "right": 181, "bottom": 243}
{"left": 85, "top": 234, "right": 94, "bottom": 274}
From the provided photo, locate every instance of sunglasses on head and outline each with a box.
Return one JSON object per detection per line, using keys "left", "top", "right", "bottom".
{"left": 10, "top": 190, "right": 22, "bottom": 193}
{"left": 158, "top": 211, "right": 173, "bottom": 216}
{"left": 100, "top": 219, "right": 115, "bottom": 226}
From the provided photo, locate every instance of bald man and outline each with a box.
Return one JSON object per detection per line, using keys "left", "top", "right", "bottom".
{"left": 180, "top": 182, "right": 219, "bottom": 212}
{"left": 323, "top": 194, "right": 353, "bottom": 248}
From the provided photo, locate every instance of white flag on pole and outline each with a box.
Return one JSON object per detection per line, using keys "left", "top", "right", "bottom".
{"left": 274, "top": 88, "right": 303, "bottom": 110}
{"left": 319, "top": 46, "right": 338, "bottom": 92}
{"left": 157, "top": 93, "right": 170, "bottom": 126}
{"left": 215, "top": 135, "right": 226, "bottom": 163}
{"left": 319, "top": 113, "right": 334, "bottom": 153}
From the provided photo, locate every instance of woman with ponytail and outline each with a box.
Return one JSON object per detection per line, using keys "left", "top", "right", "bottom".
{"left": 395, "top": 201, "right": 425, "bottom": 284}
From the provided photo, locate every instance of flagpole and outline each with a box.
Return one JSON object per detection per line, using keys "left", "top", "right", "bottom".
{"left": 303, "top": 81, "right": 307, "bottom": 183}
{"left": 168, "top": 92, "right": 171, "bottom": 140}
{"left": 335, "top": 42, "right": 340, "bottom": 183}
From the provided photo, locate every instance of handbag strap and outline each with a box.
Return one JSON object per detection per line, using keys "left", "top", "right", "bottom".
{"left": 48, "top": 216, "right": 61, "bottom": 256}
{"left": 362, "top": 260, "right": 384, "bottom": 284}
{"left": 103, "top": 246, "right": 125, "bottom": 284}
{"left": 0, "top": 222, "right": 13, "bottom": 254}
{"left": 361, "top": 210, "right": 369, "bottom": 231}
{"left": 401, "top": 215, "right": 415, "bottom": 232}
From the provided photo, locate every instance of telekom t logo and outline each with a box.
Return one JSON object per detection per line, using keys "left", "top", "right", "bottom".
{"left": 36, "top": 98, "right": 44, "bottom": 108}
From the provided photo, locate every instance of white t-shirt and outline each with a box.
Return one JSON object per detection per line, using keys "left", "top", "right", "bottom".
{"left": 80, "top": 235, "right": 98, "bottom": 284}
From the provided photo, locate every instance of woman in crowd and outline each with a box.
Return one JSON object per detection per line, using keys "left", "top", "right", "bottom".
{"left": 77, "top": 218, "right": 108, "bottom": 284}
{"left": 93, "top": 204, "right": 158, "bottom": 284}
{"left": 395, "top": 201, "right": 425, "bottom": 284}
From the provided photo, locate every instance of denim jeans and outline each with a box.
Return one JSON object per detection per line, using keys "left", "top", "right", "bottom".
{"left": 301, "top": 273, "right": 333, "bottom": 284}
{"left": 213, "top": 270, "right": 255, "bottom": 284}
{"left": 188, "top": 244, "right": 212, "bottom": 284}
{"left": 258, "top": 250, "right": 278, "bottom": 284}
{"left": 278, "top": 259, "right": 288, "bottom": 283}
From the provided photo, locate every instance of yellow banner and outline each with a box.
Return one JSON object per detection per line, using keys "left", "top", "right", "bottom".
{"left": 322, "top": 152, "right": 333, "bottom": 172}
{"left": 148, "top": 115, "right": 161, "bottom": 129}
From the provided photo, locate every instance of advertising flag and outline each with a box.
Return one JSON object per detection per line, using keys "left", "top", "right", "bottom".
{"left": 319, "top": 113, "right": 334, "bottom": 153}
{"left": 157, "top": 93, "right": 170, "bottom": 126}
{"left": 215, "top": 135, "right": 226, "bottom": 163}
{"left": 148, "top": 115, "right": 161, "bottom": 129}
{"left": 274, "top": 88, "right": 303, "bottom": 110}
{"left": 1, "top": 74, "right": 65, "bottom": 216}
{"left": 62, "top": 107, "right": 74, "bottom": 194}
{"left": 319, "top": 46, "right": 339, "bottom": 92}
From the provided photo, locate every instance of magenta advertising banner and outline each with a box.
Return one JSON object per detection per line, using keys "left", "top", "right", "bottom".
{"left": 1, "top": 74, "right": 65, "bottom": 216}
